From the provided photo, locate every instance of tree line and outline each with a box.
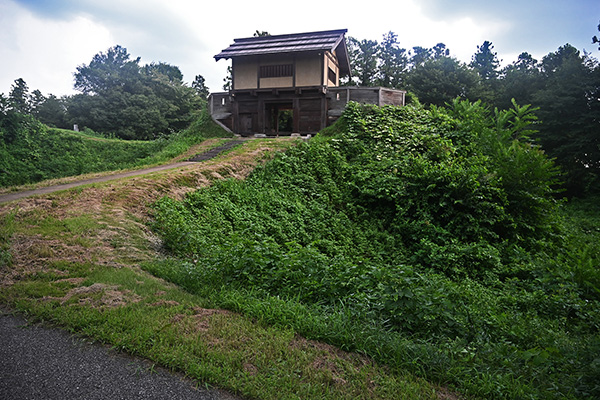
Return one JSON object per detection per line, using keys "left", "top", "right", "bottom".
{"left": 344, "top": 29, "right": 600, "bottom": 196}
{"left": 2, "top": 28, "right": 598, "bottom": 196}
{"left": 0, "top": 45, "right": 210, "bottom": 141}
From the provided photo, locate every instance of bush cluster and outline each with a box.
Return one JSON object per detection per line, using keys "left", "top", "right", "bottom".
{"left": 150, "top": 101, "right": 600, "bottom": 399}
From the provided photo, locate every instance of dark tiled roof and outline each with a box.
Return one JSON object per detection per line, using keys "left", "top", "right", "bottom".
{"left": 214, "top": 29, "right": 350, "bottom": 76}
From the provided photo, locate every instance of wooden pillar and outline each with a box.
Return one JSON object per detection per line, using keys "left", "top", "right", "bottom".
{"left": 258, "top": 99, "right": 265, "bottom": 133}
{"left": 320, "top": 96, "right": 327, "bottom": 131}
{"left": 232, "top": 100, "right": 239, "bottom": 134}
{"left": 293, "top": 98, "right": 300, "bottom": 133}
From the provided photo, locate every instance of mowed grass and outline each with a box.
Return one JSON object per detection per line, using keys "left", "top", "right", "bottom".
{"left": 4, "top": 265, "right": 438, "bottom": 400}
{"left": 0, "top": 138, "right": 448, "bottom": 400}
{"left": 0, "top": 108, "right": 232, "bottom": 191}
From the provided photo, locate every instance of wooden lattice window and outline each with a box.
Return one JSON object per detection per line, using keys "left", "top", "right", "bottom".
{"left": 260, "top": 64, "right": 293, "bottom": 78}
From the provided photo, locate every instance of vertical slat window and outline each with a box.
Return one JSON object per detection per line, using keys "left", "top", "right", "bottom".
{"left": 260, "top": 64, "right": 293, "bottom": 78}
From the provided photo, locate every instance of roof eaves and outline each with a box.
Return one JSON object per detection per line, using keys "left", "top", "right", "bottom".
{"left": 215, "top": 29, "right": 348, "bottom": 61}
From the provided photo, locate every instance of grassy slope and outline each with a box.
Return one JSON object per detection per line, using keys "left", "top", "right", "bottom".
{"left": 143, "top": 103, "right": 600, "bottom": 399}
{"left": 0, "top": 138, "right": 451, "bottom": 400}
{"left": 0, "top": 109, "right": 232, "bottom": 191}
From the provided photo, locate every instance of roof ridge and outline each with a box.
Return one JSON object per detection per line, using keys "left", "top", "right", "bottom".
{"left": 232, "top": 29, "right": 347, "bottom": 43}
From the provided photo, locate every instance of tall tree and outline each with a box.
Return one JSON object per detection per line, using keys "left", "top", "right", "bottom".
{"left": 29, "top": 90, "right": 45, "bottom": 116}
{"left": 409, "top": 43, "right": 449, "bottom": 69}
{"left": 143, "top": 62, "right": 184, "bottom": 84}
{"left": 496, "top": 52, "right": 543, "bottom": 109}
{"left": 0, "top": 93, "right": 9, "bottom": 114}
{"left": 36, "top": 94, "right": 68, "bottom": 128}
{"left": 470, "top": 41, "right": 500, "bottom": 80}
{"left": 405, "top": 56, "right": 480, "bottom": 106}
{"left": 192, "top": 75, "right": 210, "bottom": 100}
{"left": 432, "top": 43, "right": 450, "bottom": 59}
{"left": 533, "top": 44, "right": 600, "bottom": 195}
{"left": 9, "top": 78, "right": 30, "bottom": 114}
{"left": 69, "top": 45, "right": 202, "bottom": 139}
{"left": 222, "top": 66, "right": 233, "bottom": 91}
{"left": 469, "top": 41, "right": 501, "bottom": 104}
{"left": 376, "top": 31, "right": 408, "bottom": 89}
{"left": 74, "top": 45, "right": 141, "bottom": 95}
{"left": 410, "top": 46, "right": 433, "bottom": 67}
{"left": 347, "top": 37, "right": 379, "bottom": 86}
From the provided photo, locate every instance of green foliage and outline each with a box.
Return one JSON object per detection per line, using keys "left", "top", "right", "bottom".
{"left": 532, "top": 45, "right": 600, "bottom": 195}
{"left": 346, "top": 37, "right": 379, "bottom": 86}
{"left": 148, "top": 101, "right": 600, "bottom": 399}
{"left": 8, "top": 78, "right": 31, "bottom": 114}
{"left": 345, "top": 31, "right": 600, "bottom": 195}
{"left": 470, "top": 40, "right": 500, "bottom": 80}
{"left": 376, "top": 31, "right": 408, "bottom": 88}
{"left": 404, "top": 56, "right": 481, "bottom": 106}
{"left": 345, "top": 32, "right": 408, "bottom": 88}
{"left": 0, "top": 108, "right": 230, "bottom": 187}
{"left": 191, "top": 74, "right": 210, "bottom": 100}
{"left": 68, "top": 45, "right": 204, "bottom": 140}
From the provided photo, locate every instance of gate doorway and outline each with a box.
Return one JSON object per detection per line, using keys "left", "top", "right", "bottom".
{"left": 265, "top": 102, "right": 294, "bottom": 134}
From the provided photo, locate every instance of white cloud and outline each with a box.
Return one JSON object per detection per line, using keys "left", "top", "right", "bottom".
{"left": 0, "top": 1, "right": 113, "bottom": 96}
{"left": 2, "top": 0, "right": 597, "bottom": 97}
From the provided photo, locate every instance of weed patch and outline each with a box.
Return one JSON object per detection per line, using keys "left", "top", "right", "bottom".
{"left": 149, "top": 102, "right": 600, "bottom": 399}
{"left": 0, "top": 210, "right": 17, "bottom": 268}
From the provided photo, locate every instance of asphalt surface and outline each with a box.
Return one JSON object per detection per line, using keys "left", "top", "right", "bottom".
{"left": 0, "top": 139, "right": 246, "bottom": 204}
{"left": 0, "top": 162, "right": 197, "bottom": 204}
{"left": 0, "top": 312, "right": 242, "bottom": 400}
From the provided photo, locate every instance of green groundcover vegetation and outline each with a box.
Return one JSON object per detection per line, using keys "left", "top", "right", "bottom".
{"left": 0, "top": 109, "right": 230, "bottom": 188}
{"left": 147, "top": 101, "right": 600, "bottom": 399}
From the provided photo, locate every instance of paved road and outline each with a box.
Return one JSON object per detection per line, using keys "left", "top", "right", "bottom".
{"left": 0, "top": 139, "right": 246, "bottom": 204}
{"left": 0, "top": 162, "right": 197, "bottom": 204}
{"left": 0, "top": 312, "right": 242, "bottom": 400}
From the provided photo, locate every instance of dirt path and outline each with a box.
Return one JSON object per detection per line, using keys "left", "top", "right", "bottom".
{"left": 0, "top": 140, "right": 245, "bottom": 204}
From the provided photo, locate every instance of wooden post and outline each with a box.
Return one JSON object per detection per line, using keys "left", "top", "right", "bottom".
{"left": 320, "top": 96, "right": 327, "bottom": 131}
{"left": 293, "top": 98, "right": 300, "bottom": 133}
{"left": 258, "top": 99, "right": 265, "bottom": 133}
{"left": 232, "top": 100, "right": 239, "bottom": 134}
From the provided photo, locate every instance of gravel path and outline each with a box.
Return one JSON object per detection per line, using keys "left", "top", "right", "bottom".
{"left": 0, "top": 139, "right": 246, "bottom": 204}
{"left": 0, "top": 312, "right": 242, "bottom": 400}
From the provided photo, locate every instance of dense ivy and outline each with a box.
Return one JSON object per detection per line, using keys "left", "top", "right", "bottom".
{"left": 151, "top": 102, "right": 600, "bottom": 399}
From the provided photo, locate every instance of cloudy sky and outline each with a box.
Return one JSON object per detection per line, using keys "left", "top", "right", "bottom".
{"left": 1, "top": 0, "right": 599, "bottom": 97}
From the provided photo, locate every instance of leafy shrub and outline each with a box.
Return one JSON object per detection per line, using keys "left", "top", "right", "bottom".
{"left": 149, "top": 101, "right": 600, "bottom": 399}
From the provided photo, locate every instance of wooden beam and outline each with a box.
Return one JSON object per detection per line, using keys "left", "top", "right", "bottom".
{"left": 293, "top": 55, "right": 296, "bottom": 88}
{"left": 320, "top": 52, "right": 325, "bottom": 86}
{"left": 258, "top": 99, "right": 265, "bottom": 134}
